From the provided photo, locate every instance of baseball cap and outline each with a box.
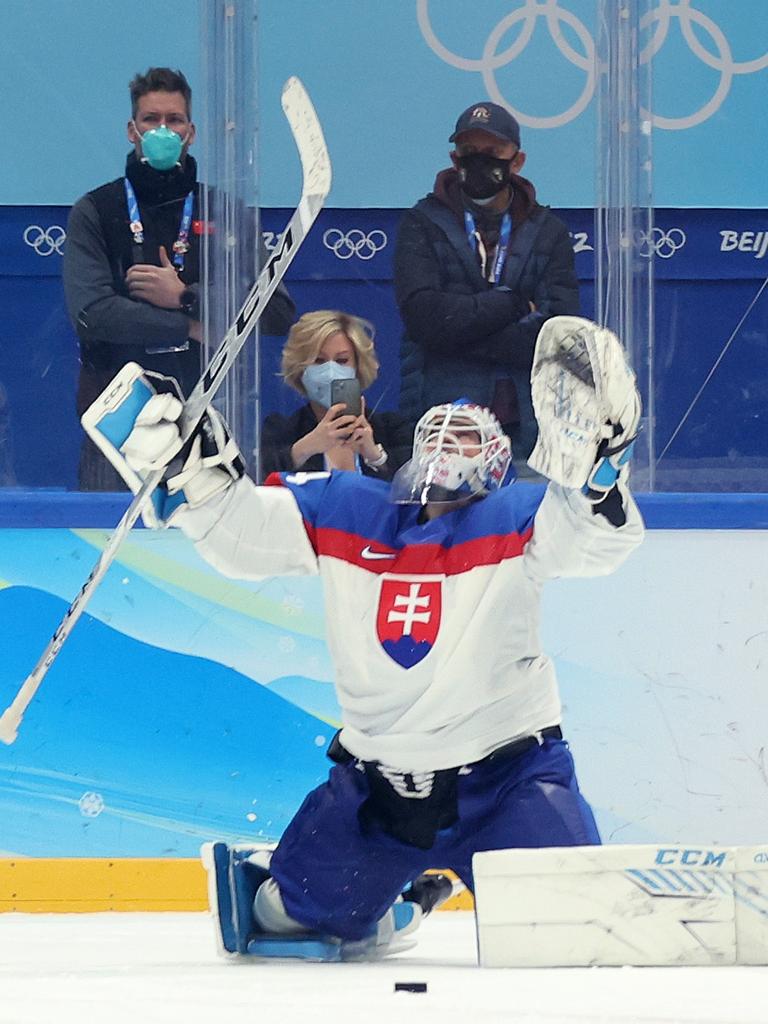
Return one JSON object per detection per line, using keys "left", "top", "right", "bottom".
{"left": 449, "top": 102, "right": 521, "bottom": 148}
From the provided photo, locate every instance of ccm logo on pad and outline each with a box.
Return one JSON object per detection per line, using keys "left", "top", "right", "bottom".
{"left": 655, "top": 848, "right": 727, "bottom": 868}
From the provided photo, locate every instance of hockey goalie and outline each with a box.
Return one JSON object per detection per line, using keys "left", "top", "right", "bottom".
{"left": 89, "top": 314, "right": 644, "bottom": 961}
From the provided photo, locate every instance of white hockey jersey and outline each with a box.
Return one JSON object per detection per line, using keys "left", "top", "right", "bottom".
{"left": 176, "top": 471, "right": 644, "bottom": 771}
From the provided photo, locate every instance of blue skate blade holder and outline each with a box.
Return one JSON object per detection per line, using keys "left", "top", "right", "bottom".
{"left": 243, "top": 890, "right": 417, "bottom": 961}
{"left": 246, "top": 936, "right": 343, "bottom": 961}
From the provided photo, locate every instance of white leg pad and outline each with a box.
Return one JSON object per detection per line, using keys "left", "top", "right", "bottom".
{"left": 473, "top": 843, "right": 768, "bottom": 967}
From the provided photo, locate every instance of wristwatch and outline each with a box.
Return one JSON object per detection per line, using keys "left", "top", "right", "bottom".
{"left": 179, "top": 287, "right": 197, "bottom": 317}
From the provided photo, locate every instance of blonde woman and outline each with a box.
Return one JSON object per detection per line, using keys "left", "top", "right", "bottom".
{"left": 261, "top": 310, "right": 412, "bottom": 480}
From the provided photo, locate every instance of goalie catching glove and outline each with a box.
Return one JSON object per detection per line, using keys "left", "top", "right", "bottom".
{"left": 527, "top": 315, "right": 641, "bottom": 501}
{"left": 81, "top": 362, "right": 244, "bottom": 527}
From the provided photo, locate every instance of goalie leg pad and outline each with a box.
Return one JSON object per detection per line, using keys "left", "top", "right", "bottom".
{"left": 202, "top": 841, "right": 340, "bottom": 960}
{"left": 201, "top": 841, "right": 271, "bottom": 955}
{"left": 201, "top": 842, "right": 418, "bottom": 962}
{"left": 248, "top": 877, "right": 421, "bottom": 961}
{"left": 473, "top": 843, "right": 768, "bottom": 967}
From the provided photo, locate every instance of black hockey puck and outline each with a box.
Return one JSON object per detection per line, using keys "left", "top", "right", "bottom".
{"left": 394, "top": 982, "right": 427, "bottom": 993}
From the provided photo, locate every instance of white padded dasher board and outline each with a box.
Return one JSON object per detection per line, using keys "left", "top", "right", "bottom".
{"left": 473, "top": 844, "right": 768, "bottom": 967}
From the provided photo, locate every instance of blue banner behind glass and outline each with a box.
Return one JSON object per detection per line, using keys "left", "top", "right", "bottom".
{"left": 0, "top": 203, "right": 766, "bottom": 489}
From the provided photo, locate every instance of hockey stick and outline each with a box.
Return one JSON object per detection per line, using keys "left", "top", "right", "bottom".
{"left": 0, "top": 77, "right": 331, "bottom": 745}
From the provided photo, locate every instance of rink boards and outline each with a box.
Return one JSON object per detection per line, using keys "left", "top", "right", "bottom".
{"left": 0, "top": 859, "right": 471, "bottom": 914}
{"left": 0, "top": 495, "right": 766, "bottom": 869}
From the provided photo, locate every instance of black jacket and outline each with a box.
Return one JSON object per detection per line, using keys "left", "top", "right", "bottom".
{"left": 63, "top": 152, "right": 295, "bottom": 414}
{"left": 394, "top": 168, "right": 580, "bottom": 457}
{"left": 260, "top": 403, "right": 413, "bottom": 482}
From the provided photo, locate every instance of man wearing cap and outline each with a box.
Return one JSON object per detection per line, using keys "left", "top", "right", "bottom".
{"left": 394, "top": 101, "right": 580, "bottom": 462}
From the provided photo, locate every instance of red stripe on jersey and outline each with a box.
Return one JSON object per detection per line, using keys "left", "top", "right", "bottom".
{"left": 314, "top": 525, "right": 532, "bottom": 575}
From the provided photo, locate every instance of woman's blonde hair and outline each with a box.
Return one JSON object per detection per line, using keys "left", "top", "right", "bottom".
{"left": 281, "top": 310, "right": 380, "bottom": 395}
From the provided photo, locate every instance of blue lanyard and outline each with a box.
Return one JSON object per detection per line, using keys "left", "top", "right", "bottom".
{"left": 124, "top": 179, "right": 195, "bottom": 273}
{"left": 464, "top": 210, "right": 512, "bottom": 285}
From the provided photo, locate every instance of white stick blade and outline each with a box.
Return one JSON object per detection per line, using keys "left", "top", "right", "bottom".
{"left": 281, "top": 76, "right": 332, "bottom": 199}
{"left": 0, "top": 709, "right": 21, "bottom": 745}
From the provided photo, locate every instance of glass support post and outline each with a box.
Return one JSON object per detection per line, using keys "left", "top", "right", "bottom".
{"left": 595, "top": 0, "right": 655, "bottom": 490}
{"left": 198, "top": 0, "right": 261, "bottom": 474}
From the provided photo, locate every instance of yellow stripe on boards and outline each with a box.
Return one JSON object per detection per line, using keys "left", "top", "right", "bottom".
{"left": 0, "top": 859, "right": 474, "bottom": 913}
{"left": 0, "top": 858, "right": 208, "bottom": 913}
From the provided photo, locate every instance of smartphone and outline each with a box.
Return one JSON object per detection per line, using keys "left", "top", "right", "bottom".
{"left": 330, "top": 377, "right": 362, "bottom": 416}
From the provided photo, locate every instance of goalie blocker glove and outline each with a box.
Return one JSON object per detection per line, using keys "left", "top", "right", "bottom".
{"left": 125, "top": 394, "right": 244, "bottom": 526}
{"left": 86, "top": 366, "right": 244, "bottom": 527}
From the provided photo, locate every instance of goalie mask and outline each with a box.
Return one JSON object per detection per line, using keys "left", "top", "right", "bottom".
{"left": 391, "top": 401, "right": 513, "bottom": 505}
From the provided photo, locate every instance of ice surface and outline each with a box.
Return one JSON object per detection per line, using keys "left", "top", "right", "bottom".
{"left": 0, "top": 910, "right": 766, "bottom": 1024}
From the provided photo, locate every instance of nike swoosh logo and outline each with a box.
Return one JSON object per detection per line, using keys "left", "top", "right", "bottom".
{"left": 361, "top": 545, "right": 396, "bottom": 560}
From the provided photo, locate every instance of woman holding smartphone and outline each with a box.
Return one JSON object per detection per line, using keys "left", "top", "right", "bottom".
{"left": 261, "top": 310, "right": 412, "bottom": 480}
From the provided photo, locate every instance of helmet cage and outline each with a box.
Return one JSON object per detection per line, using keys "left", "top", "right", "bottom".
{"left": 393, "top": 403, "right": 512, "bottom": 505}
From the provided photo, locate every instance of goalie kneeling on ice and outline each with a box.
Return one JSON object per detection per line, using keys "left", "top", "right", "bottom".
{"left": 473, "top": 844, "right": 768, "bottom": 967}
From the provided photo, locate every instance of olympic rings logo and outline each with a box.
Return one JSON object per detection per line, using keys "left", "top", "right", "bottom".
{"left": 417, "top": 0, "right": 768, "bottom": 130}
{"left": 636, "top": 227, "right": 687, "bottom": 259}
{"left": 23, "top": 224, "right": 66, "bottom": 257}
{"left": 322, "top": 228, "right": 388, "bottom": 261}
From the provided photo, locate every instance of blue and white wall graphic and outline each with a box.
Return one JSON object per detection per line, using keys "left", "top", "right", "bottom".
{"left": 1, "top": 508, "right": 767, "bottom": 857}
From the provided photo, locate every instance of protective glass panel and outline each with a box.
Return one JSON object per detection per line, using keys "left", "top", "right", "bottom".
{"left": 2, "top": 0, "right": 767, "bottom": 867}
{"left": 198, "top": 0, "right": 263, "bottom": 475}
{"left": 591, "top": 0, "right": 766, "bottom": 495}
{"left": 595, "top": 0, "right": 654, "bottom": 490}
{"left": 0, "top": 3, "right": 766, "bottom": 494}
{"left": 0, "top": 7, "right": 201, "bottom": 492}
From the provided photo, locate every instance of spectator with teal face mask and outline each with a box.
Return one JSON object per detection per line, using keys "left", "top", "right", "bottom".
{"left": 63, "top": 66, "right": 295, "bottom": 491}
{"left": 260, "top": 311, "right": 412, "bottom": 481}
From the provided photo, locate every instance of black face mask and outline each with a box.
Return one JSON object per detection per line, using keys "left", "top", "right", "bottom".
{"left": 456, "top": 152, "right": 512, "bottom": 201}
